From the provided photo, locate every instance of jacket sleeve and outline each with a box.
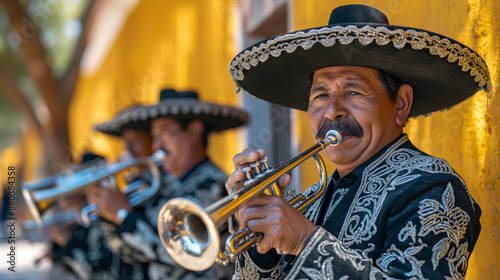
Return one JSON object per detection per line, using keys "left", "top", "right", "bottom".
{"left": 100, "top": 176, "right": 236, "bottom": 280}
{"left": 99, "top": 197, "right": 177, "bottom": 266}
{"left": 52, "top": 225, "right": 113, "bottom": 280}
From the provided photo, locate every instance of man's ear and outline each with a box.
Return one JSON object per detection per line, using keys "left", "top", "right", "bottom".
{"left": 187, "top": 119, "right": 205, "bottom": 142}
{"left": 395, "top": 84, "right": 413, "bottom": 126}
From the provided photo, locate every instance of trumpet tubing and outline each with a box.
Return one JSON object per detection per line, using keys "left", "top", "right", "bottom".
{"left": 22, "top": 150, "right": 165, "bottom": 228}
{"left": 158, "top": 130, "right": 341, "bottom": 271}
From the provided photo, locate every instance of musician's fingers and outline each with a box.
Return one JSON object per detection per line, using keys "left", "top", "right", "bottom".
{"left": 226, "top": 170, "right": 245, "bottom": 193}
{"left": 240, "top": 204, "right": 270, "bottom": 227}
{"left": 256, "top": 241, "right": 272, "bottom": 255}
{"left": 277, "top": 173, "right": 291, "bottom": 190}
{"left": 91, "top": 204, "right": 103, "bottom": 216}
{"left": 87, "top": 185, "right": 103, "bottom": 197}
{"left": 84, "top": 187, "right": 97, "bottom": 201}
{"left": 245, "top": 194, "right": 273, "bottom": 207}
{"left": 232, "top": 148, "right": 266, "bottom": 170}
{"left": 248, "top": 219, "right": 276, "bottom": 255}
{"left": 235, "top": 206, "right": 247, "bottom": 226}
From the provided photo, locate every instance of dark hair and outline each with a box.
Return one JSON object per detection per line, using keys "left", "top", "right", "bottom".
{"left": 177, "top": 119, "right": 209, "bottom": 150}
{"left": 377, "top": 71, "right": 403, "bottom": 102}
{"left": 378, "top": 71, "right": 411, "bottom": 125}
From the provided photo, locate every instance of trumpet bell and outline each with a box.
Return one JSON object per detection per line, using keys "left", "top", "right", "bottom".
{"left": 157, "top": 129, "right": 342, "bottom": 270}
{"left": 158, "top": 198, "right": 220, "bottom": 271}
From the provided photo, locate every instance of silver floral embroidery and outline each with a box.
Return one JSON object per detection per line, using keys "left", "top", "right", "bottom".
{"left": 233, "top": 251, "right": 284, "bottom": 280}
{"left": 374, "top": 184, "right": 472, "bottom": 280}
{"left": 418, "top": 183, "right": 470, "bottom": 271}
{"left": 445, "top": 242, "right": 469, "bottom": 280}
{"left": 376, "top": 222, "right": 426, "bottom": 279}
{"left": 398, "top": 221, "right": 417, "bottom": 244}
{"left": 377, "top": 243, "right": 426, "bottom": 279}
{"left": 62, "top": 249, "right": 92, "bottom": 280}
{"left": 122, "top": 219, "right": 160, "bottom": 260}
{"left": 288, "top": 228, "right": 367, "bottom": 279}
{"left": 339, "top": 136, "right": 471, "bottom": 248}
{"left": 301, "top": 257, "right": 349, "bottom": 280}
{"left": 303, "top": 176, "right": 335, "bottom": 224}
{"left": 323, "top": 188, "right": 349, "bottom": 224}
{"left": 229, "top": 25, "right": 492, "bottom": 94}
{"left": 318, "top": 238, "right": 366, "bottom": 271}
{"left": 339, "top": 136, "right": 409, "bottom": 246}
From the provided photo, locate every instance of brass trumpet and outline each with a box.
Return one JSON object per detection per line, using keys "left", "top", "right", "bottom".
{"left": 21, "top": 175, "right": 80, "bottom": 240}
{"left": 157, "top": 130, "right": 342, "bottom": 271}
{"left": 22, "top": 150, "right": 165, "bottom": 228}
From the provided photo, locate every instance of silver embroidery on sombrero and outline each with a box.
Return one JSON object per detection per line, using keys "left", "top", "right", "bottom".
{"left": 97, "top": 100, "right": 248, "bottom": 134}
{"left": 229, "top": 25, "right": 492, "bottom": 95}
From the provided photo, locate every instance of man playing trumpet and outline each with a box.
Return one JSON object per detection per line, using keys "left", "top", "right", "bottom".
{"left": 226, "top": 4, "right": 488, "bottom": 279}
{"left": 90, "top": 89, "right": 248, "bottom": 279}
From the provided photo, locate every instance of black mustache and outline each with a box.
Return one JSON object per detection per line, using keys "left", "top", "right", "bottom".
{"left": 316, "top": 118, "right": 363, "bottom": 139}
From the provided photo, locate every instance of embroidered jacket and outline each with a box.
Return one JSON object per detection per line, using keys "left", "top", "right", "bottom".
{"left": 52, "top": 223, "right": 115, "bottom": 280}
{"left": 233, "top": 135, "right": 481, "bottom": 280}
{"left": 101, "top": 159, "right": 235, "bottom": 280}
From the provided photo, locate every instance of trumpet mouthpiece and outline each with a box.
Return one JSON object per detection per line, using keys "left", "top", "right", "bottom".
{"left": 325, "top": 130, "right": 342, "bottom": 146}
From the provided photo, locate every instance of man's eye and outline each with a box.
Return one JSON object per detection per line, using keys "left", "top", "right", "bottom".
{"left": 313, "top": 93, "right": 328, "bottom": 99}
{"left": 348, "top": 91, "right": 361, "bottom": 96}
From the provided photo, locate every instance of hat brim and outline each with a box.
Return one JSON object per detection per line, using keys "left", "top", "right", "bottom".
{"left": 229, "top": 24, "right": 491, "bottom": 117}
{"left": 96, "top": 100, "right": 249, "bottom": 136}
{"left": 94, "top": 120, "right": 151, "bottom": 137}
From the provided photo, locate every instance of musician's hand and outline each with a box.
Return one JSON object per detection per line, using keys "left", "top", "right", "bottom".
{"left": 48, "top": 222, "right": 73, "bottom": 247}
{"left": 227, "top": 148, "right": 291, "bottom": 192}
{"left": 59, "top": 194, "right": 86, "bottom": 213}
{"left": 240, "top": 195, "right": 317, "bottom": 256}
{"left": 85, "top": 187, "right": 131, "bottom": 225}
{"left": 42, "top": 205, "right": 74, "bottom": 247}
{"left": 227, "top": 148, "right": 291, "bottom": 224}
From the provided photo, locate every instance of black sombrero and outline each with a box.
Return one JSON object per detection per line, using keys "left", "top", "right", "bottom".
{"left": 95, "top": 89, "right": 249, "bottom": 135}
{"left": 228, "top": 4, "right": 492, "bottom": 117}
{"left": 95, "top": 105, "right": 151, "bottom": 136}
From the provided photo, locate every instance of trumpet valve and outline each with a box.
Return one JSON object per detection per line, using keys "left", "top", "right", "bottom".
{"left": 249, "top": 161, "right": 261, "bottom": 173}
{"left": 286, "top": 189, "right": 306, "bottom": 208}
{"left": 243, "top": 157, "right": 271, "bottom": 188}
{"left": 259, "top": 156, "right": 270, "bottom": 169}
{"left": 242, "top": 166, "right": 252, "bottom": 179}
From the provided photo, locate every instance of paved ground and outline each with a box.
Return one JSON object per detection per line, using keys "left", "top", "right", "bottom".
{"left": 0, "top": 218, "right": 80, "bottom": 280}
{"left": 0, "top": 239, "right": 53, "bottom": 280}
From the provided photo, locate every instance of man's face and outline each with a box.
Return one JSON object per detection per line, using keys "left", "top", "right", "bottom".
{"left": 151, "top": 117, "right": 193, "bottom": 177}
{"left": 308, "top": 66, "right": 403, "bottom": 175}
{"left": 122, "top": 129, "right": 152, "bottom": 158}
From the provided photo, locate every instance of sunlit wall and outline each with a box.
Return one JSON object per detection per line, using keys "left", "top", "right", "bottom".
{"left": 292, "top": 0, "right": 499, "bottom": 279}
{"left": 70, "top": 0, "right": 244, "bottom": 173}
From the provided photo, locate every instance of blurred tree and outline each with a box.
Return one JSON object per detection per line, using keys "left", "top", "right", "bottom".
{"left": 0, "top": 0, "right": 96, "bottom": 176}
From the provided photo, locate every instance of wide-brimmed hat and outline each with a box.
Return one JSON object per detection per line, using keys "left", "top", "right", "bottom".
{"left": 95, "top": 105, "right": 151, "bottom": 136}
{"left": 95, "top": 89, "right": 249, "bottom": 136}
{"left": 228, "top": 4, "right": 492, "bottom": 117}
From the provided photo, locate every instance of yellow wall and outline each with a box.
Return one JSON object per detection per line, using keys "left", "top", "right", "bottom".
{"left": 292, "top": 0, "right": 499, "bottom": 279}
{"left": 70, "top": 0, "right": 244, "bottom": 173}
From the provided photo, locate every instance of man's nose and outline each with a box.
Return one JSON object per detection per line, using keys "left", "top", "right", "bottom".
{"left": 323, "top": 96, "right": 347, "bottom": 121}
